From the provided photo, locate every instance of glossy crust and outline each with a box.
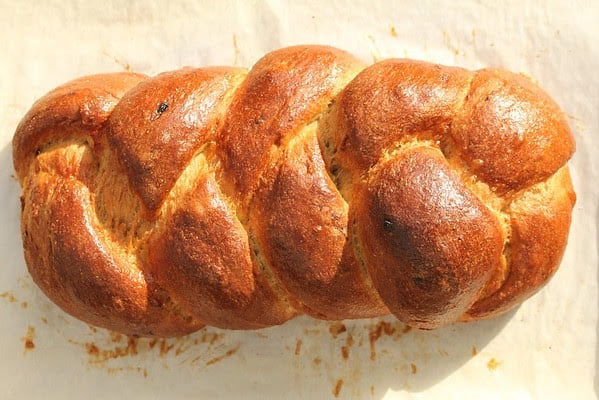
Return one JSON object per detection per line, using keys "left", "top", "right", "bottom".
{"left": 13, "top": 46, "right": 575, "bottom": 337}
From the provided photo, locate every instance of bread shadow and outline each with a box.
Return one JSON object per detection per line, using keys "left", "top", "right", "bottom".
{"left": 3, "top": 137, "right": 514, "bottom": 397}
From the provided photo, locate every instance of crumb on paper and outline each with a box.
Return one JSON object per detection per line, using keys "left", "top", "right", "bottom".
{"left": 295, "top": 339, "right": 303, "bottom": 355}
{"left": 366, "top": 321, "right": 412, "bottom": 360}
{"left": 151, "top": 338, "right": 176, "bottom": 357}
{"left": 410, "top": 363, "right": 417, "bottom": 374}
{"left": 22, "top": 325, "right": 35, "bottom": 351}
{"left": 69, "top": 329, "right": 226, "bottom": 368}
{"left": 205, "top": 344, "right": 240, "bottom": 366}
{"left": 303, "top": 327, "right": 321, "bottom": 336}
{"left": 341, "top": 344, "right": 350, "bottom": 360}
{"left": 471, "top": 345, "right": 478, "bottom": 356}
{"left": 313, "top": 357, "right": 322, "bottom": 366}
{"left": 487, "top": 357, "right": 502, "bottom": 370}
{"left": 332, "top": 379, "right": 344, "bottom": 397}
{"left": 390, "top": 26, "right": 398, "bottom": 37}
{"left": 340, "top": 333, "right": 354, "bottom": 360}
{"left": 84, "top": 336, "right": 139, "bottom": 362}
{"left": 328, "top": 321, "right": 346, "bottom": 338}
{"left": 0, "top": 291, "right": 18, "bottom": 303}
{"left": 108, "top": 366, "right": 148, "bottom": 378}
{"left": 368, "top": 321, "right": 396, "bottom": 360}
{"left": 199, "top": 331, "right": 225, "bottom": 345}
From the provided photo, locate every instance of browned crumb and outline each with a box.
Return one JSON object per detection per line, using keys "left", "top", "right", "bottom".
{"left": 0, "top": 292, "right": 17, "bottom": 302}
{"left": 23, "top": 325, "right": 35, "bottom": 351}
{"left": 332, "top": 379, "right": 344, "bottom": 397}
{"left": 410, "top": 363, "right": 417, "bottom": 374}
{"left": 487, "top": 357, "right": 502, "bottom": 370}
{"left": 369, "top": 321, "right": 396, "bottom": 360}
{"left": 328, "top": 322, "right": 346, "bottom": 338}
{"left": 341, "top": 345, "right": 350, "bottom": 360}
{"left": 341, "top": 333, "right": 354, "bottom": 360}
{"left": 205, "top": 344, "right": 240, "bottom": 366}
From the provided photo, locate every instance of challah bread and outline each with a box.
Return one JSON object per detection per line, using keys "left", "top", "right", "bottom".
{"left": 12, "top": 45, "right": 575, "bottom": 337}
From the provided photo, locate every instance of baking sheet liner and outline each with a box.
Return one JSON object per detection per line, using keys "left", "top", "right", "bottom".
{"left": 1, "top": 1, "right": 597, "bottom": 398}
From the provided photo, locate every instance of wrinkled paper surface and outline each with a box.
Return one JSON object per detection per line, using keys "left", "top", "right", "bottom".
{"left": 1, "top": 1, "right": 597, "bottom": 398}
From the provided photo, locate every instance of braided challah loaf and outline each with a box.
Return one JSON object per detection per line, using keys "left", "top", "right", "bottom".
{"left": 13, "top": 45, "right": 575, "bottom": 337}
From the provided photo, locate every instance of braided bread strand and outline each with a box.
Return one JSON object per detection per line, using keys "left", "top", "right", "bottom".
{"left": 13, "top": 46, "right": 575, "bottom": 337}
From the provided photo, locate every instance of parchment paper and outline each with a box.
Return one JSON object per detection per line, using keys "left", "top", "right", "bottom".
{"left": 1, "top": 1, "right": 597, "bottom": 398}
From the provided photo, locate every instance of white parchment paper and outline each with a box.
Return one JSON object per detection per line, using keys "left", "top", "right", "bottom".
{"left": 1, "top": 1, "right": 597, "bottom": 398}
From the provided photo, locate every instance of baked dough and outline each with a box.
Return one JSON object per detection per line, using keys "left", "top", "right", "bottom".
{"left": 12, "top": 46, "right": 576, "bottom": 337}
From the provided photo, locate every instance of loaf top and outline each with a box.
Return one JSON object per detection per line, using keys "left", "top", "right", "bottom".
{"left": 13, "top": 45, "right": 575, "bottom": 337}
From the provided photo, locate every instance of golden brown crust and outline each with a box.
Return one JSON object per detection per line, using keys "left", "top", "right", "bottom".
{"left": 328, "top": 59, "right": 473, "bottom": 174}
{"left": 12, "top": 46, "right": 576, "bottom": 337}
{"left": 355, "top": 147, "right": 504, "bottom": 328}
{"left": 13, "top": 73, "right": 147, "bottom": 182}
{"left": 217, "top": 45, "right": 364, "bottom": 211}
{"left": 22, "top": 174, "right": 202, "bottom": 337}
{"left": 105, "top": 67, "right": 246, "bottom": 214}
{"left": 463, "top": 166, "right": 576, "bottom": 319}
{"left": 147, "top": 172, "right": 297, "bottom": 329}
{"left": 450, "top": 69, "right": 576, "bottom": 193}
{"left": 251, "top": 131, "right": 388, "bottom": 319}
